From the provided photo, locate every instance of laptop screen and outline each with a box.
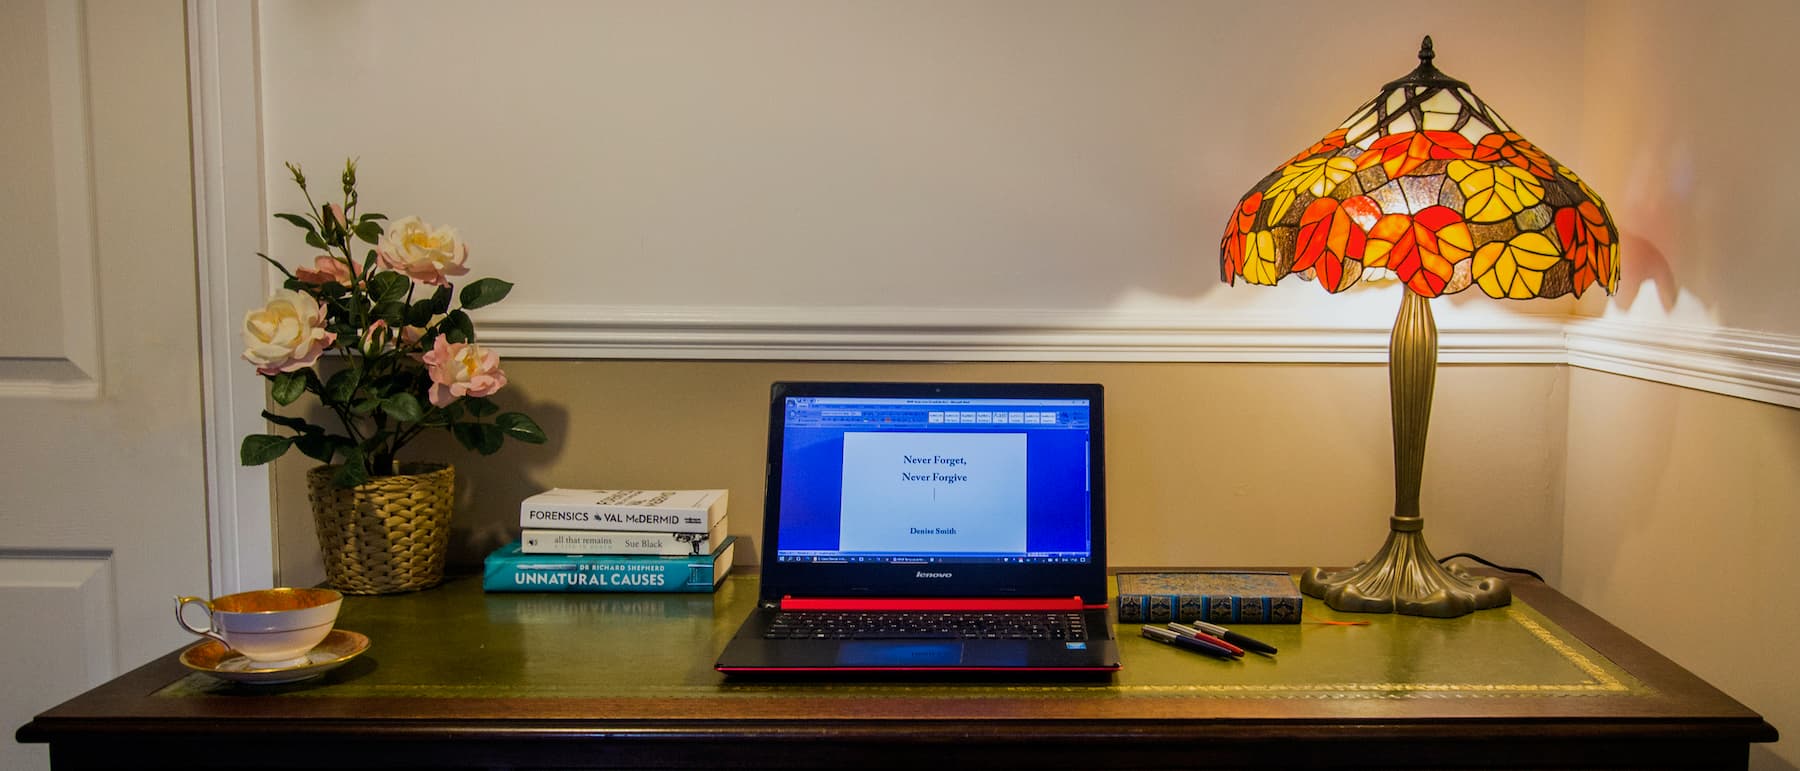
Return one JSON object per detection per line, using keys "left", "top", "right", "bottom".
{"left": 774, "top": 395, "right": 1093, "bottom": 565}
{"left": 758, "top": 382, "right": 1108, "bottom": 603}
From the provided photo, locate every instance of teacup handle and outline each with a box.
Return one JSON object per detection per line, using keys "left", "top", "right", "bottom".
{"left": 174, "top": 595, "right": 228, "bottom": 646}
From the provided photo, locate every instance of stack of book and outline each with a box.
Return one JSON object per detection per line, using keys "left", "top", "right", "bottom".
{"left": 483, "top": 489, "right": 734, "bottom": 593}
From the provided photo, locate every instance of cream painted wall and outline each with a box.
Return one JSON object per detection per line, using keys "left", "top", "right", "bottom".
{"left": 274, "top": 361, "right": 1568, "bottom": 585}
{"left": 1568, "top": 2, "right": 1800, "bottom": 768}
{"left": 1562, "top": 370, "right": 1799, "bottom": 770}
{"left": 1578, "top": 0, "right": 1800, "bottom": 337}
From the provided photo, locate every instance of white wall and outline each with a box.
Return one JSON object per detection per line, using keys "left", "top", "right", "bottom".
{"left": 256, "top": 0, "right": 1589, "bottom": 334}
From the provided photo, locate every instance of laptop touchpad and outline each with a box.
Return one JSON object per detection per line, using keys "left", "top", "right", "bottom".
{"left": 836, "top": 641, "right": 964, "bottom": 667}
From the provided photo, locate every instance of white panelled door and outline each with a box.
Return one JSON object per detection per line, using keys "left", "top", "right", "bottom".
{"left": 0, "top": 3, "right": 211, "bottom": 769}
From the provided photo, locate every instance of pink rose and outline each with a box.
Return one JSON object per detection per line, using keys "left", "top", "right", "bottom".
{"left": 421, "top": 336, "right": 507, "bottom": 407}
{"left": 242, "top": 289, "right": 337, "bottom": 375}
{"left": 295, "top": 254, "right": 359, "bottom": 286}
{"left": 325, "top": 202, "right": 350, "bottom": 231}
{"left": 376, "top": 216, "right": 469, "bottom": 286}
{"left": 361, "top": 320, "right": 390, "bottom": 357}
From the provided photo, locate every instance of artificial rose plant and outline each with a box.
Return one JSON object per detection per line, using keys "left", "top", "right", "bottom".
{"left": 240, "top": 159, "right": 546, "bottom": 487}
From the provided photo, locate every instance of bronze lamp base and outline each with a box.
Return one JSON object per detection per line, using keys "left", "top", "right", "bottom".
{"left": 1301, "top": 517, "right": 1510, "bottom": 618}
{"left": 1302, "top": 289, "right": 1512, "bottom": 618}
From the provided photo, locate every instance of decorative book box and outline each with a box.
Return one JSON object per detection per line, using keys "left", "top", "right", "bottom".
{"left": 1115, "top": 571, "right": 1303, "bottom": 624}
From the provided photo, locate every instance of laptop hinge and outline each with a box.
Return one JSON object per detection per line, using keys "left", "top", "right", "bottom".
{"left": 779, "top": 596, "right": 1086, "bottom": 612}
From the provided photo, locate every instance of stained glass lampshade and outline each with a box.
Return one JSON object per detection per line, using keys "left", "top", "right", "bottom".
{"left": 1219, "top": 37, "right": 1618, "bottom": 618}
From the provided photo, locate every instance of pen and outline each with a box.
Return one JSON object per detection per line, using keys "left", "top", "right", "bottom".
{"left": 1186, "top": 619, "right": 1278, "bottom": 656}
{"left": 1140, "top": 625, "right": 1239, "bottom": 659}
{"left": 1166, "top": 623, "right": 1246, "bottom": 657}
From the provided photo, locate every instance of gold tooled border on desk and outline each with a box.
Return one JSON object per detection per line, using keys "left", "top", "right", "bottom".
{"left": 161, "top": 604, "right": 1643, "bottom": 701}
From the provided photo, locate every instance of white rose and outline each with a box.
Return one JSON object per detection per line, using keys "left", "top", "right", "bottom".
{"left": 376, "top": 216, "right": 470, "bottom": 287}
{"left": 242, "top": 289, "right": 337, "bottom": 375}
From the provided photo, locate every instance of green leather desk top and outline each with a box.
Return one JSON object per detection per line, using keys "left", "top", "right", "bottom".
{"left": 157, "top": 574, "right": 1644, "bottom": 701}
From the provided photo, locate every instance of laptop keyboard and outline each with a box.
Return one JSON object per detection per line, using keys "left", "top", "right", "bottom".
{"left": 765, "top": 611, "right": 1088, "bottom": 641}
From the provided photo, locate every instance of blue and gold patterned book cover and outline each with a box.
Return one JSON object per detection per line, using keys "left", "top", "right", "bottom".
{"left": 1115, "top": 571, "right": 1302, "bottom": 624}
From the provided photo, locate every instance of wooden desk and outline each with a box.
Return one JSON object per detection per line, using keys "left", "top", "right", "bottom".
{"left": 17, "top": 572, "right": 1776, "bottom": 769}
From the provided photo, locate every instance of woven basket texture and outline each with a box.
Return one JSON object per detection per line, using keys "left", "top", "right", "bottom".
{"left": 307, "top": 463, "right": 454, "bottom": 594}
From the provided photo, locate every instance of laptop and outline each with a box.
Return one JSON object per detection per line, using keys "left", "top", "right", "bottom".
{"left": 715, "top": 381, "right": 1119, "bottom": 674}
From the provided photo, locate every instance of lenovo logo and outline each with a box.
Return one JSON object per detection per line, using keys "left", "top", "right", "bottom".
{"left": 915, "top": 571, "right": 953, "bottom": 579}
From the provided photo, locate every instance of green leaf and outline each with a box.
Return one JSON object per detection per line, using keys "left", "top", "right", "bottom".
{"left": 464, "top": 397, "right": 498, "bottom": 417}
{"left": 304, "top": 230, "right": 328, "bottom": 250}
{"left": 428, "top": 285, "right": 453, "bottom": 314}
{"left": 496, "top": 412, "right": 548, "bottom": 444}
{"left": 350, "top": 397, "right": 381, "bottom": 416}
{"left": 373, "top": 301, "right": 408, "bottom": 326}
{"left": 453, "top": 422, "right": 505, "bottom": 455}
{"left": 443, "top": 310, "right": 474, "bottom": 344}
{"left": 259, "top": 409, "right": 311, "bottom": 432}
{"left": 257, "top": 253, "right": 298, "bottom": 280}
{"left": 458, "top": 278, "right": 514, "bottom": 310}
{"left": 270, "top": 370, "right": 308, "bottom": 405}
{"left": 353, "top": 220, "right": 383, "bottom": 244}
{"left": 325, "top": 367, "right": 360, "bottom": 404}
{"left": 406, "top": 298, "right": 438, "bottom": 327}
{"left": 359, "top": 212, "right": 387, "bottom": 223}
{"left": 369, "top": 271, "right": 411, "bottom": 303}
{"left": 332, "top": 448, "right": 370, "bottom": 487}
{"left": 239, "top": 434, "right": 292, "bottom": 465}
{"left": 294, "top": 433, "right": 336, "bottom": 463}
{"left": 273, "top": 212, "right": 318, "bottom": 236}
{"left": 381, "top": 393, "right": 424, "bottom": 423}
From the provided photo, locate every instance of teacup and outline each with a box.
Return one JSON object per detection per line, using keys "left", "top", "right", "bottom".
{"left": 175, "top": 587, "right": 342, "bottom": 668}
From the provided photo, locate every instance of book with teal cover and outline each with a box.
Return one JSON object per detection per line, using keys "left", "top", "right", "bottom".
{"left": 483, "top": 536, "right": 735, "bottom": 593}
{"left": 1115, "top": 571, "right": 1302, "bottom": 624}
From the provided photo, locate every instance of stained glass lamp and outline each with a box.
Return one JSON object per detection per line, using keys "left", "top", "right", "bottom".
{"left": 1219, "top": 37, "right": 1618, "bottom": 618}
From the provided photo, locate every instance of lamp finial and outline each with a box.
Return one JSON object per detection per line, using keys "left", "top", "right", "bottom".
{"left": 1383, "top": 34, "right": 1466, "bottom": 91}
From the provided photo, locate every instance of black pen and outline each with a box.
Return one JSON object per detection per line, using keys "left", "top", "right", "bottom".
{"left": 1186, "top": 619, "right": 1278, "bottom": 656}
{"left": 1140, "top": 624, "right": 1239, "bottom": 659}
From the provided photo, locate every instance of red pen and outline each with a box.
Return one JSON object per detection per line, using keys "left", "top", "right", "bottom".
{"left": 1167, "top": 622, "right": 1247, "bottom": 657}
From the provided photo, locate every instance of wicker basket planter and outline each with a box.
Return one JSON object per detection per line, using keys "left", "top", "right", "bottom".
{"left": 306, "top": 463, "right": 454, "bottom": 594}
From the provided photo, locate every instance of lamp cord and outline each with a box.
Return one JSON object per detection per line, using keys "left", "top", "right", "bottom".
{"left": 1437, "top": 553, "right": 1544, "bottom": 583}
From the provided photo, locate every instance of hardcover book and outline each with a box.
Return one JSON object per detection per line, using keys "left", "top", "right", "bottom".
{"left": 1115, "top": 571, "right": 1302, "bottom": 624}
{"left": 518, "top": 488, "right": 728, "bottom": 534}
{"left": 520, "top": 515, "right": 728, "bottom": 556}
{"left": 483, "top": 536, "right": 736, "bottom": 593}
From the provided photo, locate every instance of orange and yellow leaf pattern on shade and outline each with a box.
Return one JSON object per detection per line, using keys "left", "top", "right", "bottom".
{"left": 1293, "top": 198, "right": 1367, "bottom": 293}
{"left": 1473, "top": 132, "right": 1554, "bottom": 180}
{"left": 1243, "top": 230, "right": 1280, "bottom": 286}
{"left": 1473, "top": 232, "right": 1560, "bottom": 299}
{"left": 1555, "top": 201, "right": 1615, "bottom": 297}
{"left": 1367, "top": 206, "right": 1471, "bottom": 298}
{"left": 1263, "top": 156, "right": 1356, "bottom": 227}
{"left": 1354, "top": 130, "right": 1476, "bottom": 179}
{"left": 1220, "top": 192, "right": 1261, "bottom": 285}
{"left": 1217, "top": 53, "right": 1618, "bottom": 302}
{"left": 1447, "top": 160, "right": 1546, "bottom": 223}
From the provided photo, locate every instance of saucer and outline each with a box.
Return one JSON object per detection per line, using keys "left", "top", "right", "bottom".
{"left": 180, "top": 629, "right": 370, "bottom": 685}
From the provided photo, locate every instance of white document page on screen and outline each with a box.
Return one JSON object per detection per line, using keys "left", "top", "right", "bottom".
{"left": 836, "top": 432, "right": 1027, "bottom": 554}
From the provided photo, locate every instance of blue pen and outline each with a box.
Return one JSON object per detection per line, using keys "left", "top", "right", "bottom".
{"left": 1140, "top": 624, "right": 1238, "bottom": 660}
